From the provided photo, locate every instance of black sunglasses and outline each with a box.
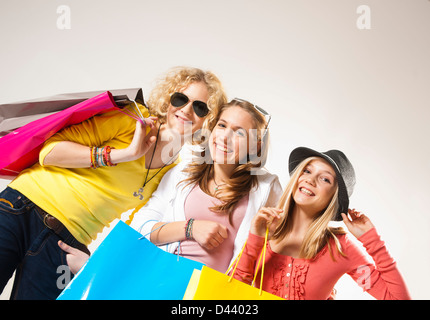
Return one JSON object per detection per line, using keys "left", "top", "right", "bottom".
{"left": 170, "top": 92, "right": 209, "bottom": 118}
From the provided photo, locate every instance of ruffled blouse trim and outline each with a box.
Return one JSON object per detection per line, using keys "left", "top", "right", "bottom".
{"left": 266, "top": 240, "right": 334, "bottom": 300}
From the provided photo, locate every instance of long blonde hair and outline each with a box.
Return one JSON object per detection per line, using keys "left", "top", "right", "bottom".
{"left": 273, "top": 157, "right": 346, "bottom": 260}
{"left": 181, "top": 99, "right": 269, "bottom": 224}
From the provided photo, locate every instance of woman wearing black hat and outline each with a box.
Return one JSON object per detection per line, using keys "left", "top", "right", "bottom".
{"left": 231, "top": 147, "right": 411, "bottom": 300}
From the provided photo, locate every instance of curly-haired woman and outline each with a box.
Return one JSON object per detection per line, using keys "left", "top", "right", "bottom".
{"left": 0, "top": 66, "right": 227, "bottom": 299}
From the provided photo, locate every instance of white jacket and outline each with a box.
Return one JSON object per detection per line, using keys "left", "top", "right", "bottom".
{"left": 130, "top": 159, "right": 283, "bottom": 270}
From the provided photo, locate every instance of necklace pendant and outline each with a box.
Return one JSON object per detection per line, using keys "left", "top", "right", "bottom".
{"left": 133, "top": 191, "right": 144, "bottom": 201}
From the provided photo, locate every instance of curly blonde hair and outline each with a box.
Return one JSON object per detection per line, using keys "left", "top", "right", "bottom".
{"left": 146, "top": 66, "right": 227, "bottom": 130}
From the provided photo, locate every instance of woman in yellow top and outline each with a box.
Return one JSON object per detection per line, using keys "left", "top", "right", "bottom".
{"left": 0, "top": 66, "right": 227, "bottom": 300}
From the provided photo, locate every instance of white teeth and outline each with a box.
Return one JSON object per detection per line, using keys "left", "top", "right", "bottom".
{"left": 300, "top": 187, "right": 313, "bottom": 196}
{"left": 216, "top": 144, "right": 230, "bottom": 153}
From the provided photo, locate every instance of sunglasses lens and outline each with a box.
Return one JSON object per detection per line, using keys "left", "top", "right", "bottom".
{"left": 193, "top": 101, "right": 209, "bottom": 118}
{"left": 171, "top": 92, "right": 208, "bottom": 118}
{"left": 170, "top": 92, "right": 189, "bottom": 107}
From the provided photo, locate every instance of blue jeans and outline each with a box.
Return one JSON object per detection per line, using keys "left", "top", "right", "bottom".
{"left": 0, "top": 187, "right": 89, "bottom": 300}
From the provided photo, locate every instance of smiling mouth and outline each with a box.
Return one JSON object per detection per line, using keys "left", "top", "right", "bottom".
{"left": 175, "top": 114, "right": 192, "bottom": 123}
{"left": 215, "top": 142, "right": 232, "bottom": 154}
{"left": 299, "top": 187, "right": 315, "bottom": 196}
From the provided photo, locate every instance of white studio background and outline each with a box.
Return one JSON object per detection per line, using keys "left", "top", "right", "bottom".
{"left": 0, "top": 0, "right": 429, "bottom": 300}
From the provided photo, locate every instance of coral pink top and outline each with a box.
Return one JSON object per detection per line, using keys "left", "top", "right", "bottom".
{"left": 233, "top": 228, "right": 411, "bottom": 300}
{"left": 176, "top": 185, "right": 248, "bottom": 273}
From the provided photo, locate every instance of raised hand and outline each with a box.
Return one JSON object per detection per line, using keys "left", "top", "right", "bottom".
{"left": 110, "top": 117, "right": 158, "bottom": 163}
{"left": 341, "top": 209, "right": 374, "bottom": 239}
{"left": 251, "top": 207, "right": 283, "bottom": 238}
{"left": 126, "top": 117, "right": 158, "bottom": 160}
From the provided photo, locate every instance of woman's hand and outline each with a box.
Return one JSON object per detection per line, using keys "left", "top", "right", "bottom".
{"left": 250, "top": 207, "right": 283, "bottom": 238}
{"left": 126, "top": 117, "right": 158, "bottom": 159}
{"left": 110, "top": 117, "right": 158, "bottom": 163}
{"left": 58, "top": 241, "right": 90, "bottom": 275}
{"left": 43, "top": 117, "right": 158, "bottom": 168}
{"left": 341, "top": 209, "right": 375, "bottom": 239}
{"left": 192, "top": 220, "right": 229, "bottom": 251}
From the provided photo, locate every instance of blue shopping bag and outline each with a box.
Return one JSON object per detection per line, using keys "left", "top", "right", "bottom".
{"left": 57, "top": 221, "right": 204, "bottom": 300}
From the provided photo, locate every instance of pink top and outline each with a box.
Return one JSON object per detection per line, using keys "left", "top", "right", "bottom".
{"left": 177, "top": 185, "right": 249, "bottom": 273}
{"left": 233, "top": 228, "right": 411, "bottom": 300}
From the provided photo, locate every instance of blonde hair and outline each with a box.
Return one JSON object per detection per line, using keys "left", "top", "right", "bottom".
{"left": 273, "top": 157, "right": 346, "bottom": 260}
{"left": 181, "top": 99, "right": 270, "bottom": 224}
{"left": 146, "top": 66, "right": 227, "bottom": 129}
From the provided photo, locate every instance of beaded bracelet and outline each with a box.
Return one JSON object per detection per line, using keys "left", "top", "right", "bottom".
{"left": 98, "top": 147, "right": 105, "bottom": 167}
{"left": 90, "top": 146, "right": 116, "bottom": 169}
{"left": 90, "top": 147, "right": 95, "bottom": 168}
{"left": 90, "top": 146, "right": 98, "bottom": 169}
{"left": 185, "top": 218, "right": 194, "bottom": 240}
{"left": 103, "top": 146, "right": 116, "bottom": 167}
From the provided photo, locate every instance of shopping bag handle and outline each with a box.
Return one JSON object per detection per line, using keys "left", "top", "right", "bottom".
{"left": 253, "top": 227, "right": 269, "bottom": 294}
{"left": 138, "top": 222, "right": 182, "bottom": 262}
{"left": 138, "top": 222, "right": 169, "bottom": 240}
{"left": 226, "top": 227, "right": 269, "bottom": 296}
{"left": 116, "top": 100, "right": 146, "bottom": 126}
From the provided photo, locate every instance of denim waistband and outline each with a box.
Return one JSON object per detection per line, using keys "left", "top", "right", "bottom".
{"left": 0, "top": 186, "right": 34, "bottom": 208}
{"left": 1, "top": 186, "right": 90, "bottom": 255}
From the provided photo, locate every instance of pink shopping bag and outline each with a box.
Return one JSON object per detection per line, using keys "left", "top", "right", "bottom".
{"left": 0, "top": 88, "right": 144, "bottom": 137}
{"left": 0, "top": 91, "right": 125, "bottom": 176}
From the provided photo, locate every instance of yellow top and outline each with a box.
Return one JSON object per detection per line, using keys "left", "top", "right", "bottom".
{"left": 9, "top": 103, "right": 179, "bottom": 245}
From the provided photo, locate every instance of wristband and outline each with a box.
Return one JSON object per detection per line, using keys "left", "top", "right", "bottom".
{"left": 185, "top": 218, "right": 194, "bottom": 240}
{"left": 90, "top": 146, "right": 116, "bottom": 169}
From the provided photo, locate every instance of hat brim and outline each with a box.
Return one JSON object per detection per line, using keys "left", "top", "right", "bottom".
{"left": 288, "top": 147, "right": 349, "bottom": 221}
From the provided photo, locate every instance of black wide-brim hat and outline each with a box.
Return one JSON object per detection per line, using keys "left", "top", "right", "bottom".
{"left": 288, "top": 147, "right": 356, "bottom": 221}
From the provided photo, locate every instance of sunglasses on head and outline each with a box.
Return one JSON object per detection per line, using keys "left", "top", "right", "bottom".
{"left": 170, "top": 92, "right": 209, "bottom": 118}
{"left": 232, "top": 98, "right": 271, "bottom": 139}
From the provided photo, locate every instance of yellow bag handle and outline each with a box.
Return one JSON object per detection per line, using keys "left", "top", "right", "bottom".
{"left": 226, "top": 227, "right": 269, "bottom": 296}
